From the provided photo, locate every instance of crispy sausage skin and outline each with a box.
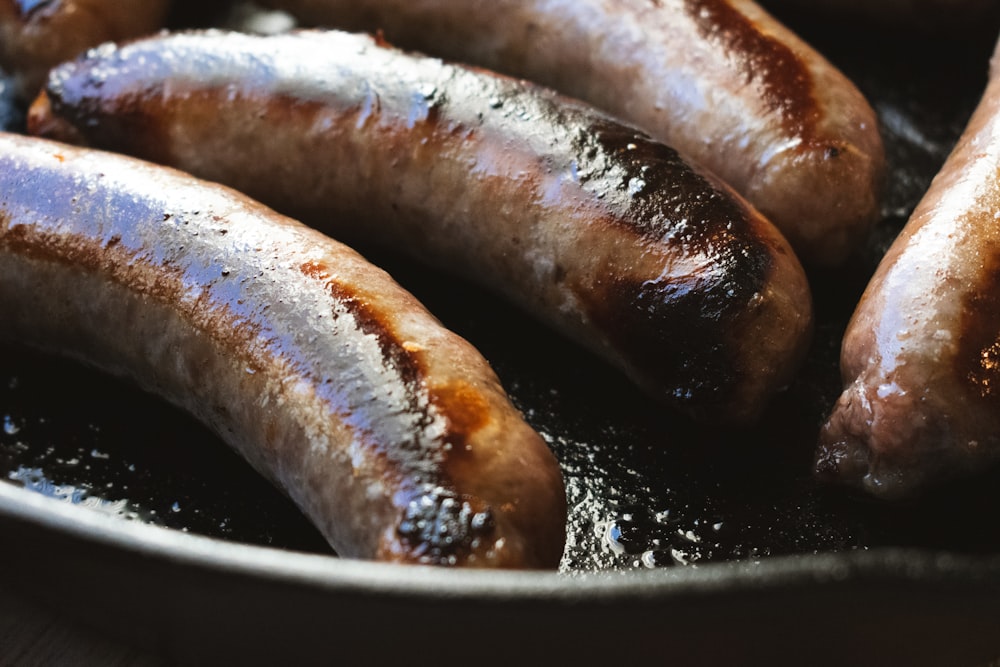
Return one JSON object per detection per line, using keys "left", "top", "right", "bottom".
{"left": 29, "top": 30, "right": 813, "bottom": 425}
{"left": 0, "top": 132, "right": 567, "bottom": 568}
{"left": 0, "top": 0, "right": 170, "bottom": 100}
{"left": 253, "top": 0, "right": 885, "bottom": 267}
{"left": 816, "top": 37, "right": 1000, "bottom": 499}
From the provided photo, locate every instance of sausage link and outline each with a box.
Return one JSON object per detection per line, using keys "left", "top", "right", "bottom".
{"left": 0, "top": 132, "right": 567, "bottom": 568}
{"left": 0, "top": 0, "right": 170, "bottom": 100}
{"left": 29, "top": 29, "right": 813, "bottom": 424}
{"left": 816, "top": 35, "right": 1000, "bottom": 499}
{"left": 253, "top": 0, "right": 885, "bottom": 266}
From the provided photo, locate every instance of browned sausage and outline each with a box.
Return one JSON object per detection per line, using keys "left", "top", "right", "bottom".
{"left": 0, "top": 0, "right": 171, "bottom": 100}
{"left": 0, "top": 131, "right": 567, "bottom": 568}
{"left": 29, "top": 29, "right": 813, "bottom": 424}
{"left": 253, "top": 0, "right": 886, "bottom": 266}
{"left": 816, "top": 35, "right": 1000, "bottom": 499}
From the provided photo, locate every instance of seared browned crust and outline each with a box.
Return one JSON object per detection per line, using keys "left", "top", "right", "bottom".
{"left": 0, "top": 132, "right": 567, "bottom": 568}
{"left": 29, "top": 29, "right": 813, "bottom": 424}
{"left": 0, "top": 0, "right": 170, "bottom": 100}
{"left": 816, "top": 36, "right": 1000, "bottom": 499}
{"left": 255, "top": 0, "right": 885, "bottom": 266}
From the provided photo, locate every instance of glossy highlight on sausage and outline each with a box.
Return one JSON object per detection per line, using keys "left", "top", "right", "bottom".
{"left": 816, "top": 35, "right": 1000, "bottom": 499}
{"left": 0, "top": 0, "right": 170, "bottom": 100}
{"left": 0, "top": 132, "right": 567, "bottom": 568}
{"left": 254, "top": 0, "right": 885, "bottom": 266}
{"left": 29, "top": 29, "right": 813, "bottom": 424}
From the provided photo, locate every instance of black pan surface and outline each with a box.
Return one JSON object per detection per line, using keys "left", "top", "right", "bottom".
{"left": 2, "top": 4, "right": 1000, "bottom": 665}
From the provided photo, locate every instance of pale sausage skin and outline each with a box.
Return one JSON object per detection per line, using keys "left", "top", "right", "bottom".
{"left": 0, "top": 132, "right": 567, "bottom": 568}
{"left": 254, "top": 0, "right": 885, "bottom": 267}
{"left": 29, "top": 30, "right": 813, "bottom": 425}
{"left": 816, "top": 37, "right": 1000, "bottom": 499}
{"left": 0, "top": 0, "right": 170, "bottom": 100}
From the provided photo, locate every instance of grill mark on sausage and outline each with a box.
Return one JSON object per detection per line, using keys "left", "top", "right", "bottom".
{"left": 575, "top": 118, "right": 762, "bottom": 248}
{"left": 44, "top": 72, "right": 174, "bottom": 162}
{"left": 957, "top": 206, "right": 1000, "bottom": 400}
{"left": 2, "top": 219, "right": 183, "bottom": 302}
{"left": 570, "top": 117, "right": 776, "bottom": 412}
{"left": 296, "top": 259, "right": 439, "bottom": 487}
{"left": 300, "top": 258, "right": 425, "bottom": 390}
{"left": 300, "top": 259, "right": 490, "bottom": 454}
{"left": 580, "top": 234, "right": 772, "bottom": 414}
{"left": 389, "top": 485, "right": 498, "bottom": 565}
{"left": 428, "top": 380, "right": 490, "bottom": 451}
{"left": 0, "top": 218, "right": 269, "bottom": 368}
{"left": 297, "top": 259, "right": 501, "bottom": 561}
{"left": 684, "top": 0, "right": 820, "bottom": 144}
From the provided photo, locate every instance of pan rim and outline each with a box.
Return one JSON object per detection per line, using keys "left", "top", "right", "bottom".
{"left": 4, "top": 479, "right": 1000, "bottom": 604}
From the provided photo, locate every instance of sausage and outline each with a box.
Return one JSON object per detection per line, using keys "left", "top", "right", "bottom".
{"left": 0, "top": 0, "right": 170, "bottom": 101}
{"left": 252, "top": 0, "right": 886, "bottom": 267}
{"left": 815, "top": 35, "right": 1000, "bottom": 499}
{"left": 0, "top": 131, "right": 567, "bottom": 568}
{"left": 28, "top": 29, "right": 814, "bottom": 424}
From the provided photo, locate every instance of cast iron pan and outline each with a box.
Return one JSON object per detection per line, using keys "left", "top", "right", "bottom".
{"left": 2, "top": 4, "right": 1000, "bottom": 665}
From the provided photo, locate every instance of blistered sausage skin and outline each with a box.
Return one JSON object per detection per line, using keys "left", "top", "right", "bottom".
{"left": 254, "top": 0, "right": 885, "bottom": 267}
{"left": 0, "top": 0, "right": 170, "bottom": 100}
{"left": 0, "top": 132, "right": 567, "bottom": 568}
{"left": 30, "top": 30, "right": 813, "bottom": 424}
{"left": 816, "top": 37, "right": 1000, "bottom": 499}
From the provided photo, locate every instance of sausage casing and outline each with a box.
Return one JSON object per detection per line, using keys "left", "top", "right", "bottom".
{"left": 816, "top": 36, "right": 1000, "bottom": 499}
{"left": 0, "top": 132, "right": 567, "bottom": 567}
{"left": 254, "top": 0, "right": 886, "bottom": 266}
{"left": 29, "top": 29, "right": 814, "bottom": 424}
